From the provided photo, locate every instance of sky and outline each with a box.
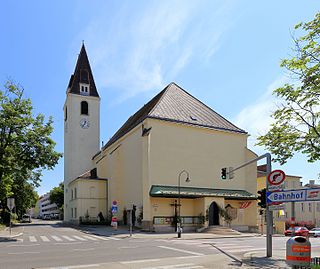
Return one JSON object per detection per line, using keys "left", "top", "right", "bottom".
{"left": 1, "top": 1, "right": 319, "bottom": 195}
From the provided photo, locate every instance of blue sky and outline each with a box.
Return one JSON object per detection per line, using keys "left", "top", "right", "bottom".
{"left": 1, "top": 1, "right": 319, "bottom": 195}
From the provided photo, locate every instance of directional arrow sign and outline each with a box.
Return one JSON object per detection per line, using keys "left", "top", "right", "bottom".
{"left": 267, "top": 189, "right": 306, "bottom": 204}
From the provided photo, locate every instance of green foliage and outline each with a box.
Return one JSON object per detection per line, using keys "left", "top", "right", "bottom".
{"left": 49, "top": 182, "right": 64, "bottom": 211}
{"left": 257, "top": 13, "right": 320, "bottom": 165}
{"left": 0, "top": 81, "right": 62, "bottom": 221}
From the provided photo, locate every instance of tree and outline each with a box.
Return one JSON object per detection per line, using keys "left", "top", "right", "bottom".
{"left": 49, "top": 182, "right": 64, "bottom": 211}
{"left": 0, "top": 81, "right": 62, "bottom": 221}
{"left": 257, "top": 13, "right": 320, "bottom": 165}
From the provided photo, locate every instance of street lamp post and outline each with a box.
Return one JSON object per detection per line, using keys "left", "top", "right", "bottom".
{"left": 177, "top": 170, "right": 190, "bottom": 238}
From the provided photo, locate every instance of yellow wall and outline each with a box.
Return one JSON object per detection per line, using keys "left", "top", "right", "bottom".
{"left": 68, "top": 179, "right": 107, "bottom": 221}
{"left": 94, "top": 118, "right": 257, "bottom": 230}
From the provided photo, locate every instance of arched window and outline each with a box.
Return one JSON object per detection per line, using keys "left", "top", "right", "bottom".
{"left": 81, "top": 101, "right": 88, "bottom": 115}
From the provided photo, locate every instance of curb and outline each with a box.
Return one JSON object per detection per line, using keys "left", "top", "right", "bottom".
{"left": 0, "top": 232, "right": 23, "bottom": 242}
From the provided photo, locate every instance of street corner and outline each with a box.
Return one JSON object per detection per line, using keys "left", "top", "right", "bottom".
{"left": 241, "top": 251, "right": 288, "bottom": 268}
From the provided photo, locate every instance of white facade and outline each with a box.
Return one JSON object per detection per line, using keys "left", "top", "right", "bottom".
{"left": 38, "top": 193, "right": 59, "bottom": 218}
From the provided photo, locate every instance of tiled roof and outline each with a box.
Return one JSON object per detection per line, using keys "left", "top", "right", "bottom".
{"left": 67, "top": 44, "right": 99, "bottom": 97}
{"left": 103, "top": 82, "right": 246, "bottom": 150}
{"left": 149, "top": 185, "right": 256, "bottom": 200}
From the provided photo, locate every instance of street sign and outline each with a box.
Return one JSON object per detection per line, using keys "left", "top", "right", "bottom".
{"left": 268, "top": 183, "right": 285, "bottom": 192}
{"left": 306, "top": 189, "right": 320, "bottom": 200}
{"left": 7, "top": 198, "right": 15, "bottom": 211}
{"left": 267, "top": 189, "right": 306, "bottom": 204}
{"left": 269, "top": 204, "right": 285, "bottom": 211}
{"left": 268, "top": 170, "right": 286, "bottom": 186}
{"left": 111, "top": 205, "right": 118, "bottom": 214}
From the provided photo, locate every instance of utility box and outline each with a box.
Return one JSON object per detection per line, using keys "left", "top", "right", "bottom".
{"left": 286, "top": 236, "right": 311, "bottom": 267}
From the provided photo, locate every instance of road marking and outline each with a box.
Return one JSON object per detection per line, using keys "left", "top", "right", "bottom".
{"left": 119, "top": 246, "right": 139, "bottom": 249}
{"left": 230, "top": 247, "right": 266, "bottom": 253}
{"left": 62, "top": 235, "right": 76, "bottom": 241}
{"left": 141, "top": 263, "right": 204, "bottom": 269}
{"left": 6, "top": 244, "right": 40, "bottom": 248}
{"left": 40, "top": 236, "right": 50, "bottom": 242}
{"left": 8, "top": 251, "right": 40, "bottom": 255}
{"left": 87, "top": 234, "right": 109, "bottom": 241}
{"left": 82, "top": 235, "right": 99, "bottom": 241}
{"left": 54, "top": 242, "right": 82, "bottom": 245}
{"left": 51, "top": 235, "right": 63, "bottom": 242}
{"left": 157, "top": 246, "right": 205, "bottom": 256}
{"left": 43, "top": 264, "right": 101, "bottom": 269}
{"left": 121, "top": 259, "right": 161, "bottom": 264}
{"left": 219, "top": 245, "right": 254, "bottom": 249}
{"left": 72, "top": 235, "right": 87, "bottom": 241}
{"left": 73, "top": 248, "right": 95, "bottom": 251}
{"left": 29, "top": 236, "right": 37, "bottom": 242}
{"left": 174, "top": 256, "right": 204, "bottom": 259}
{"left": 107, "top": 236, "right": 120, "bottom": 240}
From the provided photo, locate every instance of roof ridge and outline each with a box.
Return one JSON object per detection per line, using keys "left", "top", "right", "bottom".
{"left": 147, "top": 82, "right": 174, "bottom": 116}
{"left": 173, "top": 83, "right": 246, "bottom": 134}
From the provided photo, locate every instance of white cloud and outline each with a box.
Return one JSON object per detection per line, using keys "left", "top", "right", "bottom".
{"left": 233, "top": 77, "right": 289, "bottom": 151}
{"left": 76, "top": 1, "right": 236, "bottom": 102}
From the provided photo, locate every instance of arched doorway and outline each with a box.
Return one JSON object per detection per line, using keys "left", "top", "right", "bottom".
{"left": 209, "top": 201, "right": 220, "bottom": 226}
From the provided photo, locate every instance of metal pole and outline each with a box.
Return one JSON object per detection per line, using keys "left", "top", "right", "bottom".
{"left": 9, "top": 210, "right": 12, "bottom": 236}
{"left": 266, "top": 153, "right": 272, "bottom": 257}
{"left": 178, "top": 174, "right": 181, "bottom": 238}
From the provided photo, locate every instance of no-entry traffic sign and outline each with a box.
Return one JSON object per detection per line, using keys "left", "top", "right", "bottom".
{"left": 268, "top": 170, "right": 286, "bottom": 186}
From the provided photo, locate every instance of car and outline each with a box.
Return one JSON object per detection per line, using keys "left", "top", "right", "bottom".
{"left": 42, "top": 215, "right": 51, "bottom": 220}
{"left": 21, "top": 214, "right": 31, "bottom": 223}
{"left": 308, "top": 228, "right": 320, "bottom": 237}
{"left": 284, "top": 226, "right": 309, "bottom": 236}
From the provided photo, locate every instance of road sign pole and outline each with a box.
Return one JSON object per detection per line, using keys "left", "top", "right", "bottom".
{"left": 266, "top": 153, "right": 272, "bottom": 257}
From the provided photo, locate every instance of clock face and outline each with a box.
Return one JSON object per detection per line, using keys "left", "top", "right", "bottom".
{"left": 80, "top": 118, "right": 90, "bottom": 129}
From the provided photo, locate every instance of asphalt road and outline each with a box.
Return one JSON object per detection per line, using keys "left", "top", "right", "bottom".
{"left": 1, "top": 220, "right": 320, "bottom": 269}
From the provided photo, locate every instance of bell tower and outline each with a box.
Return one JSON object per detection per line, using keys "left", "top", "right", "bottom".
{"left": 63, "top": 44, "right": 100, "bottom": 221}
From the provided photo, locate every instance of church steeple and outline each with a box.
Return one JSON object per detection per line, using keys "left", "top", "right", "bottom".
{"left": 67, "top": 44, "right": 99, "bottom": 97}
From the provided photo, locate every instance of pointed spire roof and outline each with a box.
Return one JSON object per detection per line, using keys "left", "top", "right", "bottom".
{"left": 67, "top": 44, "right": 99, "bottom": 97}
{"left": 103, "top": 83, "right": 246, "bottom": 150}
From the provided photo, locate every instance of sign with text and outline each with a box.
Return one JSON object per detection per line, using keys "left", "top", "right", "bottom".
{"left": 267, "top": 188, "right": 320, "bottom": 204}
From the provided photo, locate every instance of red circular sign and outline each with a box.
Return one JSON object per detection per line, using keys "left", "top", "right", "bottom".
{"left": 268, "top": 170, "right": 286, "bottom": 185}
{"left": 112, "top": 200, "right": 117, "bottom": 205}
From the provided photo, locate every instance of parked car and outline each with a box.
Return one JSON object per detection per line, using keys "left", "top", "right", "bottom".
{"left": 284, "top": 226, "right": 309, "bottom": 236}
{"left": 42, "top": 215, "right": 51, "bottom": 220}
{"left": 308, "top": 228, "right": 320, "bottom": 237}
{"left": 21, "top": 214, "right": 31, "bottom": 223}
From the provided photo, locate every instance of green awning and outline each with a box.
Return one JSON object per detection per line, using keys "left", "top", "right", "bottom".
{"left": 150, "top": 185, "right": 256, "bottom": 200}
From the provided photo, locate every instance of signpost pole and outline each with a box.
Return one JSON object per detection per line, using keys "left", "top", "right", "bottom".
{"left": 266, "top": 153, "right": 272, "bottom": 257}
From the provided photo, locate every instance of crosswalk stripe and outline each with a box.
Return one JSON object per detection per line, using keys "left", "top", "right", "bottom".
{"left": 40, "top": 236, "right": 50, "bottom": 242}
{"left": 51, "top": 236, "right": 63, "bottom": 242}
{"left": 87, "top": 234, "right": 109, "bottom": 241}
{"left": 72, "top": 235, "right": 87, "bottom": 241}
{"left": 29, "top": 236, "right": 37, "bottom": 242}
{"left": 61, "top": 235, "right": 76, "bottom": 241}
{"left": 219, "top": 245, "right": 253, "bottom": 250}
{"left": 82, "top": 235, "right": 99, "bottom": 241}
{"left": 228, "top": 247, "right": 266, "bottom": 253}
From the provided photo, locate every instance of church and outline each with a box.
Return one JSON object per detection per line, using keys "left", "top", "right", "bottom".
{"left": 64, "top": 44, "right": 258, "bottom": 232}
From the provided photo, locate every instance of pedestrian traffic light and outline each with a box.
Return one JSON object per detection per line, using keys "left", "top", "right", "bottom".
{"left": 221, "top": 168, "right": 227, "bottom": 180}
{"left": 257, "top": 188, "right": 266, "bottom": 208}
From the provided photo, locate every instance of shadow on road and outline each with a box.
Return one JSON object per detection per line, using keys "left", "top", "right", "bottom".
{"left": 241, "top": 256, "right": 288, "bottom": 268}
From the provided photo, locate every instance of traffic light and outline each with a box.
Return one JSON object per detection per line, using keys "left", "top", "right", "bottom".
{"left": 221, "top": 168, "right": 227, "bottom": 180}
{"left": 257, "top": 188, "right": 266, "bottom": 208}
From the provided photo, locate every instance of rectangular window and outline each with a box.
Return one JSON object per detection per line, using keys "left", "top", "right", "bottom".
{"left": 74, "top": 188, "right": 77, "bottom": 199}
{"left": 309, "top": 203, "right": 312, "bottom": 212}
{"left": 75, "top": 208, "right": 77, "bottom": 219}
{"left": 65, "top": 107, "right": 67, "bottom": 121}
{"left": 71, "top": 189, "right": 73, "bottom": 200}
{"left": 71, "top": 208, "right": 73, "bottom": 218}
{"left": 317, "top": 203, "right": 320, "bottom": 212}
{"left": 301, "top": 203, "right": 304, "bottom": 212}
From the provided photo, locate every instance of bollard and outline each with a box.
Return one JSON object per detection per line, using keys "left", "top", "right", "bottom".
{"left": 286, "top": 236, "right": 311, "bottom": 268}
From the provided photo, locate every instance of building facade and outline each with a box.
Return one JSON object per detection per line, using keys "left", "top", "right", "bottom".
{"left": 38, "top": 193, "right": 59, "bottom": 219}
{"left": 64, "top": 45, "right": 258, "bottom": 232}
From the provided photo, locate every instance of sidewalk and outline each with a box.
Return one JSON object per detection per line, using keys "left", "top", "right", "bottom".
{"left": 0, "top": 226, "right": 23, "bottom": 242}
{"left": 76, "top": 224, "right": 260, "bottom": 240}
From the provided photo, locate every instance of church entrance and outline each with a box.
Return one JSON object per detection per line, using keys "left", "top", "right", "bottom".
{"left": 209, "top": 201, "right": 220, "bottom": 226}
